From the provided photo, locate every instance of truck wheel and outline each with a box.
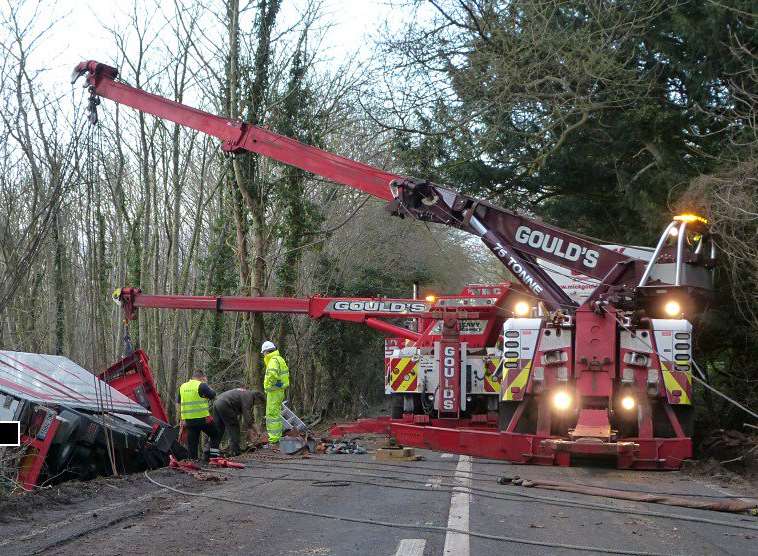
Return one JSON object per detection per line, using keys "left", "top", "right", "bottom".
{"left": 674, "top": 406, "right": 694, "bottom": 438}
{"left": 652, "top": 403, "right": 674, "bottom": 438}
{"left": 498, "top": 401, "right": 519, "bottom": 431}
{"left": 391, "top": 396, "right": 403, "bottom": 419}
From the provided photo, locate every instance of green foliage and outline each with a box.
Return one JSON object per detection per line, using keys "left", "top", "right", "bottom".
{"left": 270, "top": 42, "right": 326, "bottom": 297}
{"left": 307, "top": 254, "right": 415, "bottom": 413}
{"left": 386, "top": 1, "right": 753, "bottom": 241}
{"left": 384, "top": 0, "right": 758, "bottom": 430}
{"left": 200, "top": 195, "right": 238, "bottom": 379}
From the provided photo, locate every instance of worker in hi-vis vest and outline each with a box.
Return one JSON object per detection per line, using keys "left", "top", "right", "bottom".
{"left": 261, "top": 341, "right": 290, "bottom": 447}
{"left": 177, "top": 369, "right": 221, "bottom": 461}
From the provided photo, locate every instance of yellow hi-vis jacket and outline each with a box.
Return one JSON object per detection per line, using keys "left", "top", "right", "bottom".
{"left": 263, "top": 350, "right": 289, "bottom": 393}
{"left": 179, "top": 379, "right": 210, "bottom": 420}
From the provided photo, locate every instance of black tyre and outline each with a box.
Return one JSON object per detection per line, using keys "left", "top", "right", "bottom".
{"left": 498, "top": 401, "right": 519, "bottom": 431}
{"left": 674, "top": 405, "right": 694, "bottom": 437}
{"left": 391, "top": 395, "right": 403, "bottom": 419}
{"left": 652, "top": 402, "right": 675, "bottom": 438}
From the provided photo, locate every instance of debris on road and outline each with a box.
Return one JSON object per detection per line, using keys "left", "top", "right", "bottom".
{"left": 322, "top": 439, "right": 367, "bottom": 455}
{"left": 279, "top": 435, "right": 309, "bottom": 455}
{"left": 169, "top": 455, "right": 200, "bottom": 472}
{"left": 168, "top": 455, "right": 225, "bottom": 481}
{"left": 375, "top": 446, "right": 420, "bottom": 461}
{"left": 208, "top": 457, "right": 245, "bottom": 469}
{"left": 700, "top": 429, "right": 758, "bottom": 465}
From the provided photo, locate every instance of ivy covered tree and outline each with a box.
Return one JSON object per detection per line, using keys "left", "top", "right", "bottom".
{"left": 378, "top": 0, "right": 754, "bottom": 241}
{"left": 377, "top": 0, "right": 758, "bottom": 431}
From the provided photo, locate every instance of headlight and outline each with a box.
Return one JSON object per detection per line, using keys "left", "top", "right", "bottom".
{"left": 552, "top": 390, "right": 572, "bottom": 411}
{"left": 663, "top": 300, "right": 681, "bottom": 317}
{"left": 425, "top": 294, "right": 436, "bottom": 303}
{"left": 620, "top": 395, "right": 636, "bottom": 411}
{"left": 514, "top": 301, "right": 530, "bottom": 316}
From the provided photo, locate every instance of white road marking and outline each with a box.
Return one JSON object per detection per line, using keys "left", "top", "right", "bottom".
{"left": 440, "top": 453, "right": 454, "bottom": 459}
{"left": 425, "top": 477, "right": 442, "bottom": 488}
{"left": 394, "top": 538, "right": 426, "bottom": 556}
{"left": 443, "top": 455, "right": 471, "bottom": 556}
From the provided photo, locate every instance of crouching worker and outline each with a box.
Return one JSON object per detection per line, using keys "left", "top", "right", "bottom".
{"left": 177, "top": 370, "right": 221, "bottom": 461}
{"left": 261, "top": 341, "right": 289, "bottom": 448}
{"left": 208, "top": 388, "right": 265, "bottom": 457}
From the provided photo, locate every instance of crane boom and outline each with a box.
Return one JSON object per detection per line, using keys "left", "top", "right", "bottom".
{"left": 72, "top": 61, "right": 398, "bottom": 201}
{"left": 73, "top": 60, "right": 688, "bottom": 310}
{"left": 72, "top": 60, "right": 716, "bottom": 471}
{"left": 113, "top": 286, "right": 512, "bottom": 346}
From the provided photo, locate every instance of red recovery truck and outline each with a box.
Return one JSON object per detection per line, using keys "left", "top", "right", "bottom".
{"left": 74, "top": 61, "right": 716, "bottom": 469}
{"left": 114, "top": 283, "right": 524, "bottom": 424}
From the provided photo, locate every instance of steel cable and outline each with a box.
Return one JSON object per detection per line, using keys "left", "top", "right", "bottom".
{"left": 144, "top": 470, "right": 671, "bottom": 555}
{"left": 208, "top": 461, "right": 758, "bottom": 531}
{"left": 609, "top": 311, "right": 758, "bottom": 422}
{"left": 241, "top": 455, "right": 754, "bottom": 498}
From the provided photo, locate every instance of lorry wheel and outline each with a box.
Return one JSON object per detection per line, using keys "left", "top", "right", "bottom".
{"left": 674, "top": 406, "right": 694, "bottom": 438}
{"left": 498, "top": 401, "right": 518, "bottom": 431}
{"left": 391, "top": 396, "right": 403, "bottom": 419}
{"left": 652, "top": 403, "right": 674, "bottom": 438}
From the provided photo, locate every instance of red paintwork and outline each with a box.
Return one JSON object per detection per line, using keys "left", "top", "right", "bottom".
{"left": 74, "top": 61, "right": 398, "bottom": 202}
{"left": 571, "top": 408, "right": 612, "bottom": 440}
{"left": 573, "top": 307, "right": 616, "bottom": 399}
{"left": 328, "top": 417, "right": 690, "bottom": 469}
{"left": 117, "top": 287, "right": 515, "bottom": 346}
{"left": 18, "top": 416, "right": 60, "bottom": 491}
{"left": 71, "top": 60, "right": 637, "bottom": 299}
{"left": 99, "top": 349, "right": 168, "bottom": 423}
{"left": 364, "top": 318, "right": 419, "bottom": 342}
{"left": 209, "top": 457, "right": 245, "bottom": 469}
{"left": 329, "top": 416, "right": 394, "bottom": 436}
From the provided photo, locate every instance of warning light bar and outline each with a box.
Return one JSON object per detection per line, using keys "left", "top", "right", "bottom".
{"left": 673, "top": 213, "right": 708, "bottom": 225}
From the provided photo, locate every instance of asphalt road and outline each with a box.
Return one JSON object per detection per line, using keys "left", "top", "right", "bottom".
{"left": 2, "top": 449, "right": 757, "bottom": 555}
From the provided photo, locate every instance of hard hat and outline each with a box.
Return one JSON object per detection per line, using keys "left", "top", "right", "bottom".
{"left": 261, "top": 341, "right": 276, "bottom": 353}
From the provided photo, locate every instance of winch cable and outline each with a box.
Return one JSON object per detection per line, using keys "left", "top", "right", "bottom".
{"left": 209, "top": 465, "right": 758, "bottom": 527}
{"left": 610, "top": 312, "right": 758, "bottom": 422}
{"left": 242, "top": 455, "right": 753, "bottom": 499}
{"left": 209, "top": 462, "right": 758, "bottom": 530}
{"left": 143, "top": 470, "right": 670, "bottom": 556}
{"left": 690, "top": 364, "right": 758, "bottom": 421}
{"left": 252, "top": 455, "right": 503, "bottom": 479}
{"left": 86, "top": 121, "right": 119, "bottom": 479}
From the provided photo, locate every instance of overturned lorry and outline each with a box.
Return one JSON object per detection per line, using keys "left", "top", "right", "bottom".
{"left": 0, "top": 350, "right": 175, "bottom": 490}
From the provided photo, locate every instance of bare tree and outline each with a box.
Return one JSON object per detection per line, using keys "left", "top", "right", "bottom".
{"left": 0, "top": 2, "right": 78, "bottom": 342}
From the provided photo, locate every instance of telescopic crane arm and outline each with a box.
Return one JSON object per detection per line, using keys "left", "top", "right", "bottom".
{"left": 113, "top": 287, "right": 505, "bottom": 346}
{"left": 73, "top": 61, "right": 648, "bottom": 310}
{"left": 72, "top": 61, "right": 398, "bottom": 201}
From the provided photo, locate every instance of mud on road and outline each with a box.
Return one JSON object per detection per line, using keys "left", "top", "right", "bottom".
{"left": 0, "top": 467, "right": 219, "bottom": 554}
